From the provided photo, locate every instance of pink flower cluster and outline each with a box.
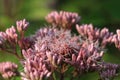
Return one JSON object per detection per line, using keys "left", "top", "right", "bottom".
{"left": 0, "top": 26, "right": 17, "bottom": 45}
{"left": 0, "top": 19, "right": 33, "bottom": 59}
{"left": 76, "top": 24, "right": 113, "bottom": 48}
{"left": 0, "top": 62, "right": 18, "bottom": 79}
{"left": 16, "top": 19, "right": 29, "bottom": 33}
{"left": 76, "top": 24, "right": 120, "bottom": 50}
{"left": 45, "top": 11, "right": 80, "bottom": 29}
{"left": 99, "top": 62, "right": 119, "bottom": 80}
{"left": 0, "top": 11, "right": 120, "bottom": 80}
{"left": 21, "top": 53, "right": 52, "bottom": 80}
{"left": 21, "top": 28, "right": 80, "bottom": 80}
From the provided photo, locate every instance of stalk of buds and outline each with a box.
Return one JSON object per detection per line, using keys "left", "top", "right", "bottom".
{"left": 16, "top": 19, "right": 29, "bottom": 38}
{"left": 0, "top": 27, "right": 18, "bottom": 55}
{"left": 0, "top": 19, "right": 33, "bottom": 59}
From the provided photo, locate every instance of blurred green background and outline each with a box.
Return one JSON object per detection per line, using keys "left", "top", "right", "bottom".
{"left": 0, "top": 0, "right": 120, "bottom": 80}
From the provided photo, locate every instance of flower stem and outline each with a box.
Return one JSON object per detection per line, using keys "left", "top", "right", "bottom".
{"left": 60, "top": 72, "right": 64, "bottom": 80}
{"left": 53, "top": 72, "right": 56, "bottom": 80}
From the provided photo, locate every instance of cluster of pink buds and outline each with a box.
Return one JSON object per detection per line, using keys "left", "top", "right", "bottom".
{"left": 0, "top": 62, "right": 18, "bottom": 79}
{"left": 0, "top": 19, "right": 33, "bottom": 59}
{"left": 21, "top": 27, "right": 80, "bottom": 80}
{"left": 21, "top": 55, "right": 52, "bottom": 80}
{"left": 35, "top": 27, "right": 57, "bottom": 39}
{"left": 76, "top": 24, "right": 113, "bottom": 48}
{"left": 0, "top": 26, "right": 17, "bottom": 44}
{"left": 0, "top": 19, "right": 29, "bottom": 46}
{"left": 6, "top": 26, "right": 18, "bottom": 42}
{"left": 16, "top": 19, "right": 29, "bottom": 33}
{"left": 21, "top": 18, "right": 120, "bottom": 80}
{"left": 99, "top": 62, "right": 120, "bottom": 80}
{"left": 0, "top": 26, "right": 18, "bottom": 53}
{"left": 34, "top": 28, "right": 80, "bottom": 56}
{"left": 112, "top": 29, "right": 120, "bottom": 49}
{"left": 21, "top": 48, "right": 63, "bottom": 80}
{"left": 45, "top": 11, "right": 80, "bottom": 29}
{"left": 65, "top": 41, "right": 104, "bottom": 75}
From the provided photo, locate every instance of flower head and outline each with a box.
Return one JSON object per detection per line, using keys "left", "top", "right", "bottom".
{"left": 5, "top": 26, "right": 18, "bottom": 43}
{"left": 21, "top": 50, "right": 53, "bottom": 80}
{"left": 0, "top": 62, "right": 18, "bottom": 79}
{"left": 46, "top": 11, "right": 80, "bottom": 29}
{"left": 16, "top": 19, "right": 29, "bottom": 32}
{"left": 99, "top": 62, "right": 120, "bottom": 80}
{"left": 76, "top": 24, "right": 113, "bottom": 47}
{"left": 34, "top": 27, "right": 80, "bottom": 56}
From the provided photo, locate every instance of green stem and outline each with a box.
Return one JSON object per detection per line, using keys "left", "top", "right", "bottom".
{"left": 53, "top": 72, "right": 56, "bottom": 80}
{"left": 60, "top": 72, "right": 64, "bottom": 80}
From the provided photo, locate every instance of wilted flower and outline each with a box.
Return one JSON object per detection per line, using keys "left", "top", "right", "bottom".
{"left": 45, "top": 11, "right": 80, "bottom": 29}
{"left": 0, "top": 62, "right": 18, "bottom": 79}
